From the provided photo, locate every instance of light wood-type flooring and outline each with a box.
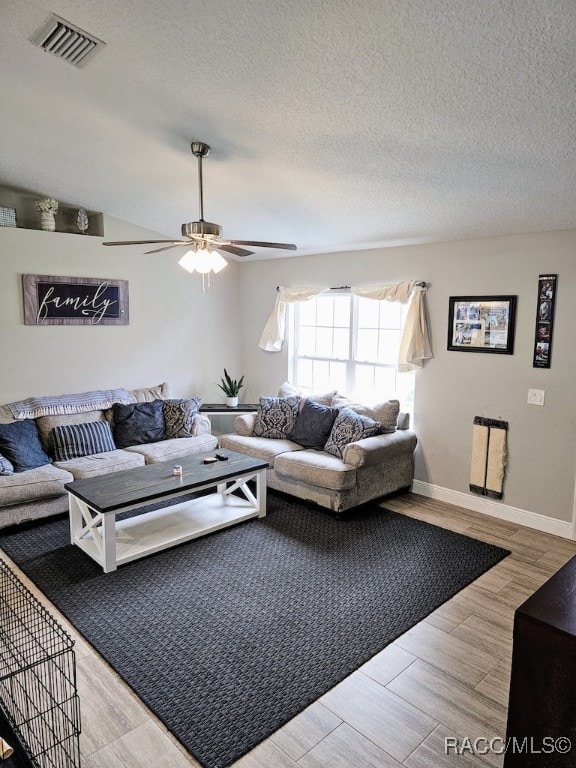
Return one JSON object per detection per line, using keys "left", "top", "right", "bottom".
{"left": 3, "top": 493, "right": 576, "bottom": 768}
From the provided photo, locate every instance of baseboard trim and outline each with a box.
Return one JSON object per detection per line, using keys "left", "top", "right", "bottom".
{"left": 412, "top": 480, "right": 574, "bottom": 540}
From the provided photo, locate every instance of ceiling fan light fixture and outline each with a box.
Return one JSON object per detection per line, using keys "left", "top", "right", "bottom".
{"left": 178, "top": 250, "right": 199, "bottom": 273}
{"left": 178, "top": 247, "right": 227, "bottom": 275}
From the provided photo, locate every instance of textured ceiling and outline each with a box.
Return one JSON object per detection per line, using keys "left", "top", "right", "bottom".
{"left": 1, "top": 0, "right": 575, "bottom": 260}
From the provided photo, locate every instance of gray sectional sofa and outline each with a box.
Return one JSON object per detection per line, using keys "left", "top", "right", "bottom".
{"left": 220, "top": 386, "right": 417, "bottom": 513}
{"left": 0, "top": 383, "right": 217, "bottom": 528}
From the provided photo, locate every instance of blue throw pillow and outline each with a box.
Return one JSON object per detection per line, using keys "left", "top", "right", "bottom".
{"left": 0, "top": 420, "right": 51, "bottom": 472}
{"left": 288, "top": 399, "right": 339, "bottom": 449}
{"left": 323, "top": 407, "right": 381, "bottom": 459}
{"left": 52, "top": 421, "right": 117, "bottom": 462}
{"left": 0, "top": 452, "right": 14, "bottom": 476}
{"left": 112, "top": 400, "right": 165, "bottom": 448}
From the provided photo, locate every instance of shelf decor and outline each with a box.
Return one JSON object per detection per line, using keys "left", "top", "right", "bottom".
{"left": 532, "top": 274, "right": 557, "bottom": 368}
{"left": 35, "top": 197, "right": 59, "bottom": 231}
{"left": 22, "top": 274, "right": 129, "bottom": 326}
{"left": 0, "top": 206, "right": 16, "bottom": 227}
{"left": 76, "top": 207, "right": 89, "bottom": 234}
{"left": 447, "top": 295, "right": 517, "bottom": 354}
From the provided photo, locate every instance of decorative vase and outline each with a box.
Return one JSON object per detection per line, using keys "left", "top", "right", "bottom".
{"left": 40, "top": 211, "right": 56, "bottom": 232}
{"left": 226, "top": 396, "right": 239, "bottom": 407}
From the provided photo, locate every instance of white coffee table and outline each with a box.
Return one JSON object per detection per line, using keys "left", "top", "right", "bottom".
{"left": 65, "top": 449, "right": 268, "bottom": 573}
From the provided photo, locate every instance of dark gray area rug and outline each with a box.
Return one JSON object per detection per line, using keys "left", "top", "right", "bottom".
{"left": 0, "top": 492, "right": 509, "bottom": 768}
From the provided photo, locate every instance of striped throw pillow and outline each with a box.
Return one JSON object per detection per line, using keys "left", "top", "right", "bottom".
{"left": 52, "top": 421, "right": 116, "bottom": 462}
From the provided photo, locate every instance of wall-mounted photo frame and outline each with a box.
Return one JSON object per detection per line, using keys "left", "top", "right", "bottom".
{"left": 532, "top": 274, "right": 557, "bottom": 368}
{"left": 447, "top": 295, "right": 517, "bottom": 354}
{"left": 22, "top": 274, "right": 129, "bottom": 326}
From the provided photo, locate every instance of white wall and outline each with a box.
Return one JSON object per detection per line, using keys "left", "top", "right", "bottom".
{"left": 239, "top": 230, "right": 576, "bottom": 527}
{"left": 0, "top": 215, "right": 241, "bottom": 403}
{"left": 2, "top": 217, "right": 574, "bottom": 530}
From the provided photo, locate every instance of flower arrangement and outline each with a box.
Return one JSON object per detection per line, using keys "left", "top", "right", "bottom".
{"left": 35, "top": 198, "right": 59, "bottom": 214}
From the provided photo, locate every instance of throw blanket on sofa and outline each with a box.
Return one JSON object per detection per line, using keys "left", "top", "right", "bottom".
{"left": 469, "top": 416, "right": 508, "bottom": 499}
{"left": 7, "top": 388, "right": 133, "bottom": 420}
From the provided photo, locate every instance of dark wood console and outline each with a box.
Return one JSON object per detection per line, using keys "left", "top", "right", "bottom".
{"left": 504, "top": 554, "right": 576, "bottom": 766}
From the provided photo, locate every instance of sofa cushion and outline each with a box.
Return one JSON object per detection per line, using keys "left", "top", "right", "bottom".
{"left": 54, "top": 449, "right": 145, "bottom": 480}
{"left": 288, "top": 399, "right": 339, "bottom": 449}
{"left": 163, "top": 398, "right": 202, "bottom": 439}
{"left": 331, "top": 395, "right": 400, "bottom": 434}
{"left": 0, "top": 464, "right": 73, "bottom": 507}
{"left": 0, "top": 420, "right": 51, "bottom": 472}
{"left": 278, "top": 382, "right": 337, "bottom": 408}
{"left": 0, "top": 453, "right": 14, "bottom": 476}
{"left": 52, "top": 421, "right": 117, "bottom": 462}
{"left": 36, "top": 410, "right": 106, "bottom": 452}
{"left": 129, "top": 382, "right": 170, "bottom": 402}
{"left": 113, "top": 400, "right": 165, "bottom": 448}
{"left": 124, "top": 433, "right": 218, "bottom": 464}
{"left": 324, "top": 408, "right": 380, "bottom": 459}
{"left": 253, "top": 396, "right": 301, "bottom": 439}
{"left": 274, "top": 450, "right": 357, "bottom": 492}
{"left": 219, "top": 433, "right": 305, "bottom": 464}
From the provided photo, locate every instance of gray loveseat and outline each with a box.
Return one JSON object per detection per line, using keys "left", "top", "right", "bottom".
{"left": 220, "top": 386, "right": 417, "bottom": 514}
{"left": 0, "top": 383, "right": 217, "bottom": 528}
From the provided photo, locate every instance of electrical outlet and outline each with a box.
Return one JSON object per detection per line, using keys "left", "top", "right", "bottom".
{"left": 527, "top": 389, "right": 545, "bottom": 406}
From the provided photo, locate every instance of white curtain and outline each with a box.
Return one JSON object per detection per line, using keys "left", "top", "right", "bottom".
{"left": 258, "top": 280, "right": 433, "bottom": 371}
{"left": 351, "top": 281, "right": 433, "bottom": 371}
{"left": 258, "top": 286, "right": 326, "bottom": 352}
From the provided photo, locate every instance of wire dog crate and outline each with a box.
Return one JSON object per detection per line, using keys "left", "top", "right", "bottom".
{"left": 0, "top": 559, "right": 80, "bottom": 768}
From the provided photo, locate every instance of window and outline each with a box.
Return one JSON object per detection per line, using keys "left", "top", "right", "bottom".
{"left": 289, "top": 292, "right": 415, "bottom": 412}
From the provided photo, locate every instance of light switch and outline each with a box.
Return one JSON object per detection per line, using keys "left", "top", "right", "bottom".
{"left": 527, "top": 389, "right": 545, "bottom": 406}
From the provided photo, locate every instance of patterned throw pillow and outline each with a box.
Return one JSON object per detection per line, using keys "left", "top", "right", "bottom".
{"left": 323, "top": 407, "right": 381, "bottom": 459}
{"left": 0, "top": 452, "right": 14, "bottom": 476}
{"left": 112, "top": 400, "right": 165, "bottom": 448}
{"left": 331, "top": 395, "right": 400, "bottom": 434}
{"left": 52, "top": 421, "right": 116, "bottom": 462}
{"left": 288, "top": 399, "right": 339, "bottom": 449}
{"left": 253, "top": 396, "right": 301, "bottom": 439}
{"left": 0, "top": 419, "right": 51, "bottom": 472}
{"left": 163, "top": 398, "right": 201, "bottom": 439}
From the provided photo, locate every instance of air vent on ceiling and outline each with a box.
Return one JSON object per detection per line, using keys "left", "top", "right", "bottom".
{"left": 30, "top": 13, "right": 106, "bottom": 68}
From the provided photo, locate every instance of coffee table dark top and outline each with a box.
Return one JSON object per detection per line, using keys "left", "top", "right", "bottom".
{"left": 64, "top": 448, "right": 268, "bottom": 514}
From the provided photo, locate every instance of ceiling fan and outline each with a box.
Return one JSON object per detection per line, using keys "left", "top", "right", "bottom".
{"left": 102, "top": 141, "right": 297, "bottom": 259}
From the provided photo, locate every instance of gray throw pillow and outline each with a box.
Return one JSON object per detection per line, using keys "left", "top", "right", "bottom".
{"left": 288, "top": 399, "right": 339, "bottom": 449}
{"left": 112, "top": 400, "right": 165, "bottom": 448}
{"left": 0, "top": 419, "right": 51, "bottom": 472}
{"left": 163, "top": 398, "right": 201, "bottom": 438}
{"left": 52, "top": 421, "right": 116, "bottom": 462}
{"left": 253, "top": 396, "right": 301, "bottom": 439}
{"left": 0, "top": 452, "right": 14, "bottom": 476}
{"left": 323, "top": 407, "right": 381, "bottom": 459}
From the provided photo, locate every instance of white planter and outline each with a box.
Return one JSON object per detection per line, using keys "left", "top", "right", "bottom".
{"left": 226, "top": 396, "right": 239, "bottom": 407}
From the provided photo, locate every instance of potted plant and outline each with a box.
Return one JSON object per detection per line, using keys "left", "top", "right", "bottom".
{"left": 217, "top": 369, "right": 245, "bottom": 407}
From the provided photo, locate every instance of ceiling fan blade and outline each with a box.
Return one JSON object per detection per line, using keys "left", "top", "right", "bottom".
{"left": 216, "top": 244, "right": 254, "bottom": 258}
{"left": 144, "top": 243, "right": 192, "bottom": 254}
{"left": 102, "top": 240, "right": 185, "bottom": 246}
{"left": 226, "top": 240, "right": 297, "bottom": 250}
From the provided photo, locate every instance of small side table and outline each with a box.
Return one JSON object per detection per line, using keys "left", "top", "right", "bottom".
{"left": 200, "top": 404, "right": 259, "bottom": 415}
{"left": 200, "top": 404, "right": 258, "bottom": 436}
